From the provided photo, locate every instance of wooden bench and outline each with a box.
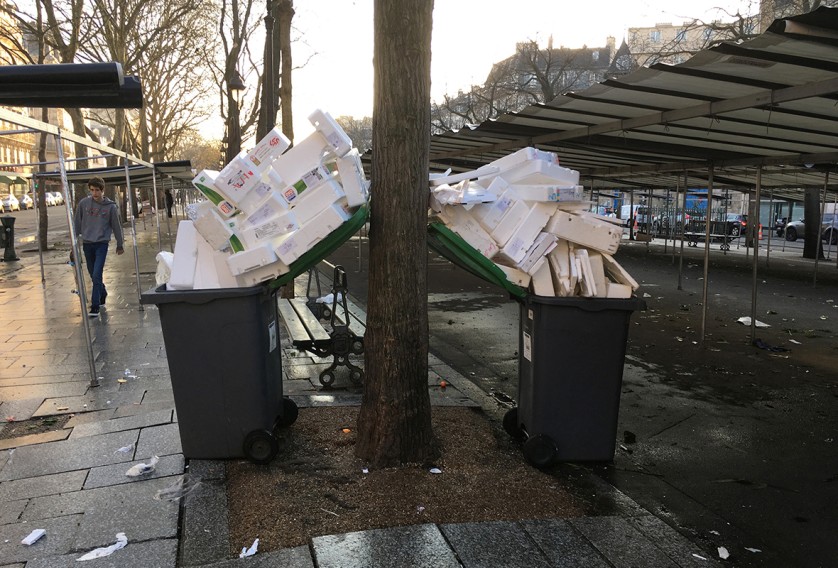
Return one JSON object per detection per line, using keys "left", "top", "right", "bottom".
{"left": 277, "top": 265, "right": 366, "bottom": 387}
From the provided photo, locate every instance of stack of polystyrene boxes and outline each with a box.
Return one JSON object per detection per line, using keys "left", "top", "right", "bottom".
{"left": 164, "top": 109, "right": 369, "bottom": 290}
{"left": 429, "top": 147, "right": 638, "bottom": 299}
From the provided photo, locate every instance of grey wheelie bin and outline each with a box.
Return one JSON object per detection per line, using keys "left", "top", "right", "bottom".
{"left": 141, "top": 284, "right": 298, "bottom": 464}
{"left": 503, "top": 294, "right": 644, "bottom": 467}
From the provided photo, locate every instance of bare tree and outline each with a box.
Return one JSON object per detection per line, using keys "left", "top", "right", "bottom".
{"left": 356, "top": 0, "right": 437, "bottom": 467}
{"left": 335, "top": 115, "right": 371, "bottom": 153}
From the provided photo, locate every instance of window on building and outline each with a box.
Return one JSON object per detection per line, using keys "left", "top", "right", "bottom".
{"left": 675, "top": 30, "right": 686, "bottom": 42}
{"left": 703, "top": 28, "right": 714, "bottom": 41}
{"left": 650, "top": 30, "right": 661, "bottom": 43}
{"left": 592, "top": 50, "right": 599, "bottom": 62}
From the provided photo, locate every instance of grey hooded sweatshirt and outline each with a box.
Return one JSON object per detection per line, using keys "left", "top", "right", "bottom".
{"left": 74, "top": 195, "right": 124, "bottom": 247}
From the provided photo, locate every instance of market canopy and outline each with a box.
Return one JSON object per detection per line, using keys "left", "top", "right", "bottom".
{"left": 0, "top": 173, "right": 29, "bottom": 185}
{"left": 427, "top": 7, "right": 838, "bottom": 201}
{"left": 36, "top": 160, "right": 194, "bottom": 189}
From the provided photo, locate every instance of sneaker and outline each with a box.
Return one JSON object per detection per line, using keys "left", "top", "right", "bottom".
{"left": 88, "top": 306, "right": 100, "bottom": 318}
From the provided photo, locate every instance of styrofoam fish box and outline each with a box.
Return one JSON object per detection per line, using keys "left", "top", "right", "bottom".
{"left": 193, "top": 202, "right": 238, "bottom": 251}
{"left": 242, "top": 192, "right": 292, "bottom": 228}
{"left": 270, "top": 131, "right": 331, "bottom": 187}
{"left": 235, "top": 258, "right": 290, "bottom": 287}
{"left": 546, "top": 211, "right": 622, "bottom": 255}
{"left": 336, "top": 149, "right": 369, "bottom": 207}
{"left": 168, "top": 221, "right": 199, "bottom": 290}
{"left": 510, "top": 184, "right": 585, "bottom": 202}
{"left": 289, "top": 178, "right": 345, "bottom": 225}
{"left": 274, "top": 204, "right": 347, "bottom": 265}
{"left": 482, "top": 160, "right": 580, "bottom": 186}
{"left": 192, "top": 170, "right": 238, "bottom": 218}
{"left": 236, "top": 176, "right": 278, "bottom": 215}
{"left": 489, "top": 199, "right": 531, "bottom": 247}
{"left": 241, "top": 210, "right": 298, "bottom": 247}
{"left": 309, "top": 109, "right": 352, "bottom": 157}
{"left": 487, "top": 147, "right": 559, "bottom": 172}
{"left": 281, "top": 164, "right": 333, "bottom": 207}
{"left": 496, "top": 202, "right": 558, "bottom": 264}
{"left": 246, "top": 126, "right": 291, "bottom": 170}
{"left": 215, "top": 152, "right": 263, "bottom": 204}
{"left": 226, "top": 242, "right": 280, "bottom": 276}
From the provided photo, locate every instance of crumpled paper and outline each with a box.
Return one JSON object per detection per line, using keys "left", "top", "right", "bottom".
{"left": 77, "top": 532, "right": 128, "bottom": 561}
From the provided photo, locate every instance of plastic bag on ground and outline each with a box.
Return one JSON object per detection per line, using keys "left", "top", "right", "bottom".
{"left": 77, "top": 533, "right": 128, "bottom": 561}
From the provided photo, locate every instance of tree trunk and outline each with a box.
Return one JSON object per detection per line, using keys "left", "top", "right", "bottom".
{"left": 356, "top": 0, "right": 437, "bottom": 467}
{"left": 278, "top": 0, "right": 294, "bottom": 143}
{"left": 803, "top": 186, "right": 823, "bottom": 259}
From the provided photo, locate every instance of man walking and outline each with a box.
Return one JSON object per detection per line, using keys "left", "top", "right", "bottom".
{"left": 74, "top": 176, "right": 124, "bottom": 318}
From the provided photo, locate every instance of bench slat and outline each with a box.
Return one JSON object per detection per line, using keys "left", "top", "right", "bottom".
{"left": 277, "top": 299, "right": 312, "bottom": 343}
{"left": 290, "top": 298, "right": 332, "bottom": 342}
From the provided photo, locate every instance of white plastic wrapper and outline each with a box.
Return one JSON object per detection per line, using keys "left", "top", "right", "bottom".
{"left": 21, "top": 529, "right": 46, "bottom": 545}
{"left": 155, "top": 252, "right": 174, "bottom": 286}
{"left": 77, "top": 533, "right": 128, "bottom": 561}
{"left": 125, "top": 455, "right": 159, "bottom": 477}
{"left": 239, "top": 538, "right": 259, "bottom": 558}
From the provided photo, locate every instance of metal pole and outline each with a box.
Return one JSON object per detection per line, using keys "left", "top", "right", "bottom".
{"left": 151, "top": 165, "right": 162, "bottom": 252}
{"left": 678, "top": 170, "right": 687, "bottom": 290}
{"left": 749, "top": 167, "right": 762, "bottom": 345}
{"left": 814, "top": 171, "right": 829, "bottom": 287}
{"left": 32, "top": 177, "right": 46, "bottom": 288}
{"left": 700, "top": 165, "right": 714, "bottom": 345}
{"left": 766, "top": 188, "right": 773, "bottom": 270}
{"left": 57, "top": 132, "right": 99, "bottom": 388}
{"left": 124, "top": 163, "right": 144, "bottom": 309}
{"left": 166, "top": 178, "right": 175, "bottom": 252}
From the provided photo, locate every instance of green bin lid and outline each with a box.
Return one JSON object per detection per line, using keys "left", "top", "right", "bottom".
{"left": 269, "top": 204, "right": 369, "bottom": 290}
{"left": 427, "top": 222, "right": 526, "bottom": 299}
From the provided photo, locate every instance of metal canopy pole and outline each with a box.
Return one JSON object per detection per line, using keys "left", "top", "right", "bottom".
{"left": 814, "top": 171, "right": 829, "bottom": 287}
{"left": 166, "top": 178, "right": 175, "bottom": 252}
{"left": 700, "top": 164, "right": 714, "bottom": 345}
{"left": 766, "top": 188, "right": 774, "bottom": 269}
{"left": 151, "top": 165, "right": 162, "bottom": 252}
{"left": 677, "top": 170, "right": 688, "bottom": 290}
{"left": 124, "top": 162, "right": 144, "bottom": 309}
{"left": 32, "top": 177, "right": 46, "bottom": 288}
{"left": 749, "top": 167, "right": 762, "bottom": 345}
{"left": 57, "top": 132, "right": 99, "bottom": 387}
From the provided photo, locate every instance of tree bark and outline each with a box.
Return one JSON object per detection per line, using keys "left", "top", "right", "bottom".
{"left": 356, "top": 0, "right": 437, "bottom": 467}
{"left": 803, "top": 186, "right": 823, "bottom": 259}
{"left": 277, "top": 0, "right": 293, "bottom": 143}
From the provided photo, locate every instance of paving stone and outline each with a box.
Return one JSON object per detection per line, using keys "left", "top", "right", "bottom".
{"left": 0, "top": 398, "right": 46, "bottom": 421}
{"left": 522, "top": 518, "right": 610, "bottom": 568}
{"left": 69, "top": 409, "right": 173, "bottom": 439}
{"left": 428, "top": 389, "right": 480, "bottom": 407}
{"left": 0, "top": 449, "right": 8, "bottom": 471}
{"left": 0, "top": 470, "right": 87, "bottom": 502}
{"left": 0, "top": 562, "right": 24, "bottom": 568}
{"left": 136, "top": 423, "right": 182, "bottom": 459}
{"left": 0, "top": 429, "right": 137, "bottom": 481}
{"left": 440, "top": 521, "right": 552, "bottom": 568}
{"left": 313, "top": 524, "right": 459, "bottom": 568}
{"left": 0, "top": 373, "right": 90, "bottom": 387}
{"left": 112, "top": 401, "right": 180, "bottom": 419}
{"left": 627, "top": 514, "right": 721, "bottom": 567}
{"left": 0, "top": 513, "right": 82, "bottom": 563}
{"left": 84, "top": 454, "right": 185, "bottom": 489}
{"left": 179, "top": 479, "right": 229, "bottom": 566}
{"left": 289, "top": 393, "right": 363, "bottom": 408}
{"left": 279, "top": 378, "right": 315, "bottom": 395}
{"left": 22, "top": 475, "right": 180, "bottom": 548}
{"left": 0, "top": 428, "right": 70, "bottom": 451}
{"left": 197, "top": 546, "right": 314, "bottom": 568}
{"left": 0, "top": 498, "right": 26, "bottom": 524}
{"left": 63, "top": 409, "right": 116, "bottom": 428}
{"left": 140, "top": 389, "right": 175, "bottom": 405}
{"left": 25, "top": 537, "right": 178, "bottom": 568}
{"left": 185, "top": 459, "right": 225, "bottom": 481}
{"left": 31, "top": 390, "right": 145, "bottom": 417}
{"left": 570, "top": 516, "right": 679, "bottom": 568}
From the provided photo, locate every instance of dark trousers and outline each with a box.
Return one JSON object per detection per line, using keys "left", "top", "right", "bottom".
{"left": 82, "top": 241, "right": 109, "bottom": 307}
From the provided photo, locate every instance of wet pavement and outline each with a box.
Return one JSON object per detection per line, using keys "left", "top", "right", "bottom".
{"left": 2, "top": 208, "right": 834, "bottom": 566}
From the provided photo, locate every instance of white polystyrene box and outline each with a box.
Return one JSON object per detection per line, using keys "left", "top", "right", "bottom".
{"left": 510, "top": 184, "right": 585, "bottom": 203}
{"left": 488, "top": 147, "right": 559, "bottom": 172}
{"left": 282, "top": 164, "right": 333, "bottom": 207}
{"left": 274, "top": 204, "right": 346, "bottom": 265}
{"left": 530, "top": 258, "right": 555, "bottom": 296}
{"left": 193, "top": 202, "right": 237, "bottom": 251}
{"left": 483, "top": 160, "right": 580, "bottom": 186}
{"left": 235, "top": 259, "right": 290, "bottom": 287}
{"left": 309, "top": 109, "right": 352, "bottom": 157}
{"left": 226, "top": 242, "right": 280, "bottom": 276}
{"left": 289, "top": 178, "right": 345, "bottom": 226}
{"left": 191, "top": 170, "right": 238, "bottom": 218}
{"left": 241, "top": 210, "right": 299, "bottom": 247}
{"left": 168, "top": 221, "right": 199, "bottom": 290}
{"left": 336, "top": 149, "right": 369, "bottom": 207}
{"left": 489, "top": 199, "right": 531, "bottom": 247}
{"left": 518, "top": 232, "right": 558, "bottom": 274}
{"left": 270, "top": 131, "right": 331, "bottom": 188}
{"left": 474, "top": 188, "right": 518, "bottom": 232}
{"left": 237, "top": 176, "right": 279, "bottom": 216}
{"left": 243, "top": 192, "right": 292, "bottom": 228}
{"left": 497, "top": 264, "right": 531, "bottom": 288}
{"left": 215, "top": 152, "right": 263, "bottom": 204}
{"left": 497, "top": 202, "right": 558, "bottom": 264}
{"left": 545, "top": 211, "right": 622, "bottom": 255}
{"left": 193, "top": 237, "right": 222, "bottom": 289}
{"left": 444, "top": 206, "right": 499, "bottom": 259}
{"left": 246, "top": 126, "right": 291, "bottom": 170}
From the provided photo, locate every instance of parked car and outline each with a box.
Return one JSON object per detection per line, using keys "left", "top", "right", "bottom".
{"left": 651, "top": 212, "right": 690, "bottom": 234}
{"left": 19, "top": 194, "right": 34, "bottom": 210}
{"left": 48, "top": 191, "right": 64, "bottom": 205}
{"left": 1, "top": 194, "right": 20, "bottom": 212}
{"left": 44, "top": 192, "right": 57, "bottom": 206}
{"left": 784, "top": 213, "right": 838, "bottom": 243}
{"left": 0, "top": 200, "right": 4, "bottom": 213}
{"left": 724, "top": 213, "right": 748, "bottom": 237}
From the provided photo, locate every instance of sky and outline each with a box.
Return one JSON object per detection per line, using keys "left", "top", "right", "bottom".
{"left": 207, "top": 0, "right": 754, "bottom": 142}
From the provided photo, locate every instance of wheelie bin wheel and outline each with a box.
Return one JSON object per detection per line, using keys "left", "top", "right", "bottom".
{"left": 502, "top": 407, "right": 524, "bottom": 440}
{"left": 243, "top": 429, "right": 279, "bottom": 464}
{"left": 523, "top": 434, "right": 558, "bottom": 468}
{"left": 275, "top": 397, "right": 299, "bottom": 428}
